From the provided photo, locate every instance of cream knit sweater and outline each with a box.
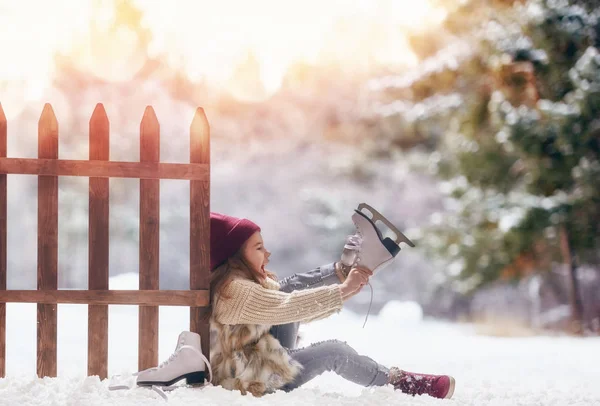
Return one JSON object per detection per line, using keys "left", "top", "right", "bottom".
{"left": 214, "top": 276, "right": 343, "bottom": 325}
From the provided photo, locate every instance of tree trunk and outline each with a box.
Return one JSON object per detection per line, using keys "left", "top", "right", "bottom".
{"left": 558, "top": 225, "right": 585, "bottom": 334}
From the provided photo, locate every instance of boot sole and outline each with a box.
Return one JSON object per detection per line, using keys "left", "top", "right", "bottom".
{"left": 137, "top": 370, "right": 206, "bottom": 387}
{"left": 445, "top": 376, "right": 456, "bottom": 399}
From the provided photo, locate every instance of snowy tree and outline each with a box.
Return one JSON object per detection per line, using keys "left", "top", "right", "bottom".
{"left": 372, "top": 0, "right": 599, "bottom": 332}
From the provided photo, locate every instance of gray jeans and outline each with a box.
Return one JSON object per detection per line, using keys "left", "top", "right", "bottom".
{"left": 270, "top": 263, "right": 390, "bottom": 391}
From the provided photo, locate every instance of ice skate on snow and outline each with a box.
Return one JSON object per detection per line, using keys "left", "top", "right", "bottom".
{"left": 136, "top": 331, "right": 212, "bottom": 388}
{"left": 109, "top": 331, "right": 212, "bottom": 398}
{"left": 340, "top": 203, "right": 415, "bottom": 275}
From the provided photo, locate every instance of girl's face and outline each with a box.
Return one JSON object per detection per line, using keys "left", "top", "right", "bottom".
{"left": 242, "top": 231, "right": 271, "bottom": 277}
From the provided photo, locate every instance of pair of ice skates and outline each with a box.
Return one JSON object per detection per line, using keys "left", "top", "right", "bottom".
{"left": 109, "top": 204, "right": 417, "bottom": 396}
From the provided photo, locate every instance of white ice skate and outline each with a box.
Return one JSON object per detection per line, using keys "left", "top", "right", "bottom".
{"left": 136, "top": 331, "right": 212, "bottom": 388}
{"left": 344, "top": 203, "right": 415, "bottom": 275}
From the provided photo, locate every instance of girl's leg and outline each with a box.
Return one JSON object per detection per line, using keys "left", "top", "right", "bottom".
{"left": 269, "top": 322, "right": 299, "bottom": 350}
{"left": 281, "top": 340, "right": 455, "bottom": 399}
{"left": 282, "top": 339, "right": 390, "bottom": 391}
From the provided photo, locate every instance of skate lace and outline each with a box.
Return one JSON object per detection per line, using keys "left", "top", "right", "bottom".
{"left": 344, "top": 233, "right": 363, "bottom": 252}
{"left": 122, "top": 337, "right": 184, "bottom": 376}
{"left": 363, "top": 282, "right": 373, "bottom": 328}
{"left": 155, "top": 338, "right": 185, "bottom": 369}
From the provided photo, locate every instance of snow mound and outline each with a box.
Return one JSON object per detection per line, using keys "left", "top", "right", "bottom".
{"left": 1, "top": 276, "right": 600, "bottom": 405}
{"left": 378, "top": 300, "right": 423, "bottom": 325}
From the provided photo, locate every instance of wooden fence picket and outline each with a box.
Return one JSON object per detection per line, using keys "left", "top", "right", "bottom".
{"left": 88, "top": 103, "right": 110, "bottom": 379}
{"left": 0, "top": 103, "right": 211, "bottom": 378}
{"left": 0, "top": 104, "right": 7, "bottom": 378}
{"left": 190, "top": 108, "right": 211, "bottom": 357}
{"left": 37, "top": 104, "right": 59, "bottom": 378}
{"left": 139, "top": 106, "right": 160, "bottom": 371}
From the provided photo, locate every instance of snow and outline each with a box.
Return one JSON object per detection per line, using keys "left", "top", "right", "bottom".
{"left": 1, "top": 274, "right": 600, "bottom": 406}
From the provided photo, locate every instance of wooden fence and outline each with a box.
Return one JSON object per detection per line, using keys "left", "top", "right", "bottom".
{"left": 0, "top": 102, "right": 211, "bottom": 379}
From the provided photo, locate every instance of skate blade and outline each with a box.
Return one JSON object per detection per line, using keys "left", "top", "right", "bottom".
{"left": 108, "top": 373, "right": 137, "bottom": 391}
{"left": 356, "top": 203, "right": 415, "bottom": 247}
{"left": 137, "top": 370, "right": 206, "bottom": 388}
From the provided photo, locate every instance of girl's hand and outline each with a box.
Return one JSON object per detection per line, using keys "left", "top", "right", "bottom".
{"left": 340, "top": 267, "right": 372, "bottom": 300}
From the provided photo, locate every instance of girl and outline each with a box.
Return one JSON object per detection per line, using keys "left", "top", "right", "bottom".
{"left": 208, "top": 212, "right": 455, "bottom": 399}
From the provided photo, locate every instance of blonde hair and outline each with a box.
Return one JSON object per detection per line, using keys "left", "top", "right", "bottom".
{"left": 204, "top": 242, "right": 276, "bottom": 320}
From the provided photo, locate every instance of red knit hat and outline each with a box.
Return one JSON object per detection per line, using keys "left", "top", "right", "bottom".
{"left": 210, "top": 212, "right": 261, "bottom": 271}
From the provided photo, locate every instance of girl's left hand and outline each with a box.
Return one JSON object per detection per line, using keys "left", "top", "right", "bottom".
{"left": 340, "top": 266, "right": 372, "bottom": 300}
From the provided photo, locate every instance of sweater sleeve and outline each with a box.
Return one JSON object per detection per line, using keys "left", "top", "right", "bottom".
{"left": 215, "top": 278, "right": 343, "bottom": 325}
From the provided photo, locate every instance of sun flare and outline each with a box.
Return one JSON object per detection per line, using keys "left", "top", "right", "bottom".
{"left": 0, "top": 0, "right": 446, "bottom": 116}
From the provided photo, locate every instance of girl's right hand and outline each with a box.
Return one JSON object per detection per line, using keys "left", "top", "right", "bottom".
{"left": 340, "top": 267, "right": 372, "bottom": 300}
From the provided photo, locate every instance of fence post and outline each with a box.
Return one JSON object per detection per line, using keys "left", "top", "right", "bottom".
{"left": 0, "top": 103, "right": 7, "bottom": 377}
{"left": 88, "top": 104, "right": 110, "bottom": 379}
{"left": 190, "top": 108, "right": 210, "bottom": 359}
{"left": 37, "top": 103, "right": 58, "bottom": 377}
{"left": 139, "top": 106, "right": 160, "bottom": 371}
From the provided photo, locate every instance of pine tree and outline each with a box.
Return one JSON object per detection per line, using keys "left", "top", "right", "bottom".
{"left": 371, "top": 0, "right": 599, "bottom": 332}
{"left": 440, "top": 0, "right": 598, "bottom": 332}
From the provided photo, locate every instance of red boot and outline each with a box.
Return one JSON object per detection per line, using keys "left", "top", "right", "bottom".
{"left": 389, "top": 367, "right": 455, "bottom": 399}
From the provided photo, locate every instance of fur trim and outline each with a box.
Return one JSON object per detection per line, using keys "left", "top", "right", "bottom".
{"left": 210, "top": 272, "right": 301, "bottom": 396}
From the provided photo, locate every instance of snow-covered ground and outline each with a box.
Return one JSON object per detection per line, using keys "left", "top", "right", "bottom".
{"left": 1, "top": 273, "right": 599, "bottom": 406}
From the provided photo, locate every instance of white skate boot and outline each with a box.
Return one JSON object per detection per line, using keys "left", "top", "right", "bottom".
{"left": 342, "top": 203, "right": 415, "bottom": 275}
{"left": 136, "top": 331, "right": 212, "bottom": 388}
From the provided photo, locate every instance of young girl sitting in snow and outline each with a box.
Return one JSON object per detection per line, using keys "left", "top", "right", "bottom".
{"left": 208, "top": 212, "right": 455, "bottom": 399}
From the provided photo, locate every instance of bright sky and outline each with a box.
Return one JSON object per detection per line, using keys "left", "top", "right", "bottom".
{"left": 0, "top": 0, "right": 446, "bottom": 111}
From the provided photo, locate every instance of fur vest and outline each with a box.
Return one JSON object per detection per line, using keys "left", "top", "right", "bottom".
{"left": 210, "top": 273, "right": 302, "bottom": 396}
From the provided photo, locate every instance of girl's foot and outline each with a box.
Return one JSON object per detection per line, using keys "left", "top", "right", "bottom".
{"left": 388, "top": 367, "right": 455, "bottom": 399}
